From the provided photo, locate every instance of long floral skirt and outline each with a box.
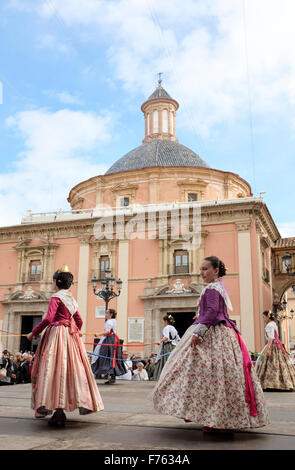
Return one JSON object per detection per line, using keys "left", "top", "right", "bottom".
{"left": 255, "top": 343, "right": 295, "bottom": 390}
{"left": 153, "top": 342, "right": 176, "bottom": 381}
{"left": 31, "top": 325, "right": 104, "bottom": 416}
{"left": 153, "top": 324, "right": 270, "bottom": 429}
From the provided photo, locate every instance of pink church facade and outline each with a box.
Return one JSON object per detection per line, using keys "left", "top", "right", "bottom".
{"left": 0, "top": 83, "right": 285, "bottom": 356}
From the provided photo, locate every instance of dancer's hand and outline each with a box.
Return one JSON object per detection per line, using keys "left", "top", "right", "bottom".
{"left": 27, "top": 332, "right": 33, "bottom": 341}
{"left": 191, "top": 335, "right": 202, "bottom": 349}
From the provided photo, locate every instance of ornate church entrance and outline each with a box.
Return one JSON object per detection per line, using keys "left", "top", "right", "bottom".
{"left": 168, "top": 311, "right": 195, "bottom": 337}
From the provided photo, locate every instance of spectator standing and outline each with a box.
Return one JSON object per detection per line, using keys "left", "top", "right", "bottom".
{"left": 13, "top": 353, "right": 23, "bottom": 384}
{"left": 145, "top": 353, "right": 156, "bottom": 380}
{"left": 20, "top": 354, "right": 33, "bottom": 383}
{"left": 0, "top": 350, "right": 13, "bottom": 385}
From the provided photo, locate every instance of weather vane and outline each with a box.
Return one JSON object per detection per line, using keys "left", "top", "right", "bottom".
{"left": 157, "top": 72, "right": 163, "bottom": 86}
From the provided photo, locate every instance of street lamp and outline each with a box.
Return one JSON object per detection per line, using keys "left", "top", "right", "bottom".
{"left": 282, "top": 252, "right": 295, "bottom": 276}
{"left": 91, "top": 268, "right": 122, "bottom": 312}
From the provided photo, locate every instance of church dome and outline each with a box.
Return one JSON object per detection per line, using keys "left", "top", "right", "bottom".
{"left": 106, "top": 78, "right": 209, "bottom": 175}
{"left": 105, "top": 139, "right": 210, "bottom": 175}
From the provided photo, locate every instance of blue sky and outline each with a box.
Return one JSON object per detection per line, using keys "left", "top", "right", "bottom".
{"left": 0, "top": 0, "right": 294, "bottom": 236}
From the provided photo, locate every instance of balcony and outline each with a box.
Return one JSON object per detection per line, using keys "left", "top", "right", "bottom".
{"left": 167, "top": 263, "right": 193, "bottom": 276}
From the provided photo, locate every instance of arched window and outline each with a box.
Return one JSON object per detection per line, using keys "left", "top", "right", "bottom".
{"left": 153, "top": 110, "right": 158, "bottom": 133}
{"left": 147, "top": 113, "right": 150, "bottom": 135}
{"left": 162, "top": 109, "right": 168, "bottom": 133}
{"left": 171, "top": 111, "right": 174, "bottom": 134}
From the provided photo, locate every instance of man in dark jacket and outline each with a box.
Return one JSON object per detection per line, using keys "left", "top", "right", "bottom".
{"left": 20, "top": 354, "right": 33, "bottom": 383}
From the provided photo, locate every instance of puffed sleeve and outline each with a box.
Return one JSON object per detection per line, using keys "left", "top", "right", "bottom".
{"left": 265, "top": 322, "right": 276, "bottom": 340}
{"left": 32, "top": 297, "right": 61, "bottom": 337}
{"left": 193, "top": 289, "right": 220, "bottom": 339}
{"left": 73, "top": 310, "right": 83, "bottom": 330}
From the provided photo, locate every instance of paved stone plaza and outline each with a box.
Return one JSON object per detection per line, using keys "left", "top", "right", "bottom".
{"left": 0, "top": 380, "right": 294, "bottom": 450}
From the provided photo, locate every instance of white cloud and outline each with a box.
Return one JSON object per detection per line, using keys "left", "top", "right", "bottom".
{"left": 277, "top": 223, "right": 295, "bottom": 239}
{"left": 9, "top": 0, "right": 295, "bottom": 136}
{"left": 36, "top": 33, "right": 73, "bottom": 54}
{"left": 43, "top": 89, "right": 83, "bottom": 105}
{"left": 0, "top": 108, "right": 114, "bottom": 226}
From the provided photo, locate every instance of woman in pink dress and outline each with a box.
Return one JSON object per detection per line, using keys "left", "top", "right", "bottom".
{"left": 27, "top": 266, "right": 104, "bottom": 426}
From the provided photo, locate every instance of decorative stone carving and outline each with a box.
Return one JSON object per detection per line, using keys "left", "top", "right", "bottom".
{"left": 166, "top": 279, "right": 191, "bottom": 294}
{"left": 21, "top": 286, "right": 39, "bottom": 300}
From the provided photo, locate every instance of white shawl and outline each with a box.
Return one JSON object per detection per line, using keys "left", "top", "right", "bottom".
{"left": 199, "top": 278, "right": 233, "bottom": 311}
{"left": 52, "top": 289, "right": 79, "bottom": 316}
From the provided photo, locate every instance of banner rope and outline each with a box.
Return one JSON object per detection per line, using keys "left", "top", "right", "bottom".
{"left": 0, "top": 329, "right": 265, "bottom": 357}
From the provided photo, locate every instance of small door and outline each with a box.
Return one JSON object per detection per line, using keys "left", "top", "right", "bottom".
{"left": 20, "top": 315, "right": 42, "bottom": 353}
{"left": 167, "top": 312, "right": 196, "bottom": 338}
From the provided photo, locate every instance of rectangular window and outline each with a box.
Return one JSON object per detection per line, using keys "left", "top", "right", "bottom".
{"left": 162, "top": 109, "right": 168, "bottom": 133}
{"left": 120, "top": 197, "right": 130, "bottom": 207}
{"left": 100, "top": 256, "right": 110, "bottom": 279}
{"left": 174, "top": 250, "right": 189, "bottom": 274}
{"left": 29, "top": 260, "right": 42, "bottom": 281}
{"left": 153, "top": 110, "right": 159, "bottom": 133}
{"left": 188, "top": 193, "right": 198, "bottom": 202}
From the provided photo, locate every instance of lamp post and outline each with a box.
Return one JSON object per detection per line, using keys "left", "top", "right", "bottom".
{"left": 91, "top": 268, "right": 122, "bottom": 312}
{"left": 273, "top": 253, "right": 295, "bottom": 339}
{"left": 282, "top": 252, "right": 295, "bottom": 276}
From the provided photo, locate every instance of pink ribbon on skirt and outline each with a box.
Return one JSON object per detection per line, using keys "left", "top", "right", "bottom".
{"left": 227, "top": 326, "right": 258, "bottom": 417}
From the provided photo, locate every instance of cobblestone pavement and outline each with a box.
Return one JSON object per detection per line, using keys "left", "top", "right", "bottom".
{"left": 0, "top": 380, "right": 294, "bottom": 450}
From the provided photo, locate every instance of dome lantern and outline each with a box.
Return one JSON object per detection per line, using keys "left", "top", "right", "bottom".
{"left": 141, "top": 74, "right": 179, "bottom": 144}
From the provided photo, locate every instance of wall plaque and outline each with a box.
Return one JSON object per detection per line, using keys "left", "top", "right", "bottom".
{"left": 128, "top": 318, "right": 144, "bottom": 343}
{"left": 95, "top": 306, "right": 106, "bottom": 318}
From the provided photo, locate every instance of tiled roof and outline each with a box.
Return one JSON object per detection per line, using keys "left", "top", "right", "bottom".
{"left": 275, "top": 238, "right": 295, "bottom": 248}
{"left": 147, "top": 86, "right": 172, "bottom": 100}
{"left": 105, "top": 140, "right": 210, "bottom": 175}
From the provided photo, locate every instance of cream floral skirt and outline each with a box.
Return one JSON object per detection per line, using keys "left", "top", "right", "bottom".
{"left": 255, "top": 343, "right": 295, "bottom": 390}
{"left": 153, "top": 324, "right": 270, "bottom": 429}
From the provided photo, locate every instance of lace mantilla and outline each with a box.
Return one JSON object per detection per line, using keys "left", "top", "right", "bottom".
{"left": 52, "top": 289, "right": 79, "bottom": 316}
{"left": 200, "top": 279, "right": 233, "bottom": 311}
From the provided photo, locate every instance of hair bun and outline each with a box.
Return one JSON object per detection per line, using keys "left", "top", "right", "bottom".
{"left": 219, "top": 261, "right": 226, "bottom": 277}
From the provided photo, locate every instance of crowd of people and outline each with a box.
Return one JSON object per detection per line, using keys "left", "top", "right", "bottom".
{"left": 0, "top": 343, "right": 158, "bottom": 387}
{"left": 0, "top": 349, "right": 34, "bottom": 385}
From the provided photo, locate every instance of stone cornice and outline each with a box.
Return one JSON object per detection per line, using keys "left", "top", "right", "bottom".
{"left": 0, "top": 199, "right": 280, "bottom": 244}
{"left": 141, "top": 96, "right": 179, "bottom": 113}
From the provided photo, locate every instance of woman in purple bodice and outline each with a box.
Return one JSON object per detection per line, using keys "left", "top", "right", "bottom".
{"left": 153, "top": 256, "right": 270, "bottom": 431}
